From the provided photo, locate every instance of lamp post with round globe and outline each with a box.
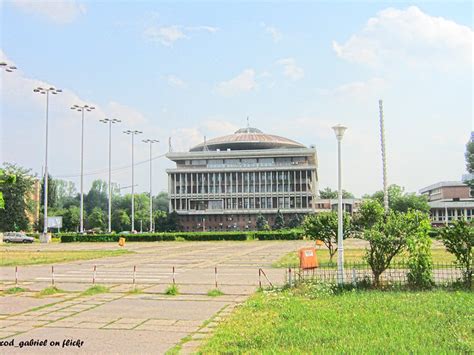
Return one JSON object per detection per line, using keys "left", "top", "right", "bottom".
{"left": 332, "top": 124, "right": 347, "bottom": 285}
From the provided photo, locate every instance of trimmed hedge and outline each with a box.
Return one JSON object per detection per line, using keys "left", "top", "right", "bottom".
{"left": 60, "top": 230, "right": 305, "bottom": 243}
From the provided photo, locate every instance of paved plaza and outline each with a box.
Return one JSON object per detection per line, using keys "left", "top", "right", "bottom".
{"left": 0, "top": 241, "right": 310, "bottom": 354}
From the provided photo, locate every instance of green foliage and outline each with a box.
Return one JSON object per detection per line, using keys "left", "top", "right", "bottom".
{"left": 367, "top": 184, "right": 430, "bottom": 213}
{"left": 207, "top": 289, "right": 224, "bottom": 297}
{"left": 81, "top": 285, "right": 109, "bottom": 296}
{"left": 319, "top": 187, "right": 354, "bottom": 199}
{"left": 466, "top": 139, "right": 474, "bottom": 174}
{"left": 86, "top": 207, "right": 105, "bottom": 230}
{"left": 60, "top": 230, "right": 304, "bottom": 242}
{"left": 0, "top": 163, "right": 35, "bottom": 232}
{"left": 303, "top": 211, "right": 352, "bottom": 262}
{"left": 37, "top": 286, "right": 65, "bottom": 297}
{"left": 287, "top": 214, "right": 303, "bottom": 229}
{"left": 273, "top": 209, "right": 285, "bottom": 230}
{"left": 353, "top": 199, "right": 385, "bottom": 233}
{"left": 153, "top": 191, "right": 169, "bottom": 212}
{"left": 62, "top": 206, "right": 80, "bottom": 232}
{"left": 4, "top": 287, "right": 27, "bottom": 294}
{"left": 406, "top": 211, "right": 434, "bottom": 289}
{"left": 165, "top": 284, "right": 179, "bottom": 295}
{"left": 0, "top": 169, "right": 16, "bottom": 210}
{"left": 253, "top": 230, "right": 304, "bottom": 240}
{"left": 40, "top": 174, "right": 57, "bottom": 209}
{"left": 256, "top": 213, "right": 270, "bottom": 231}
{"left": 439, "top": 219, "right": 473, "bottom": 288}
{"left": 112, "top": 209, "right": 131, "bottom": 232}
{"left": 362, "top": 209, "right": 432, "bottom": 286}
{"left": 84, "top": 180, "right": 108, "bottom": 214}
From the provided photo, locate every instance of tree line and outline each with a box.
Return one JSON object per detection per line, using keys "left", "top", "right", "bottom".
{"left": 0, "top": 163, "right": 178, "bottom": 233}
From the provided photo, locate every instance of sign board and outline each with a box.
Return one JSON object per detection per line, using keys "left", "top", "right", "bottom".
{"left": 47, "top": 216, "right": 63, "bottom": 228}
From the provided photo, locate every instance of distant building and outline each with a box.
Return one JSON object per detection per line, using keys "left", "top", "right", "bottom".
{"left": 166, "top": 126, "right": 319, "bottom": 231}
{"left": 419, "top": 181, "right": 474, "bottom": 225}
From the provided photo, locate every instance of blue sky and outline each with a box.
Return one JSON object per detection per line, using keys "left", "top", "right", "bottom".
{"left": 1, "top": 0, "right": 472, "bottom": 197}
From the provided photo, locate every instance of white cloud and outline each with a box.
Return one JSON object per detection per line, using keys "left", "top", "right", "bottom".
{"left": 277, "top": 58, "right": 304, "bottom": 80}
{"left": 11, "top": 0, "right": 86, "bottom": 24}
{"left": 216, "top": 69, "right": 257, "bottom": 96}
{"left": 326, "top": 77, "right": 387, "bottom": 99}
{"left": 166, "top": 75, "right": 187, "bottom": 89}
{"left": 332, "top": 6, "right": 473, "bottom": 70}
{"left": 144, "top": 25, "right": 187, "bottom": 46}
{"left": 261, "top": 23, "right": 282, "bottom": 43}
{"left": 144, "top": 24, "right": 218, "bottom": 46}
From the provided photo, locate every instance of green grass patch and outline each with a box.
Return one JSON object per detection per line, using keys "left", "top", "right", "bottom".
{"left": 3, "top": 286, "right": 27, "bottom": 294}
{"left": 126, "top": 287, "right": 143, "bottom": 295}
{"left": 273, "top": 247, "right": 455, "bottom": 268}
{"left": 81, "top": 285, "right": 109, "bottom": 296}
{"left": 0, "top": 249, "right": 132, "bottom": 266}
{"left": 36, "top": 286, "right": 65, "bottom": 297}
{"left": 207, "top": 289, "right": 224, "bottom": 297}
{"left": 200, "top": 288, "right": 474, "bottom": 353}
{"left": 165, "top": 284, "right": 179, "bottom": 296}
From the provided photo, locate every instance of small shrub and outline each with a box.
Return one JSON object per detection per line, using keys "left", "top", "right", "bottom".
{"left": 439, "top": 219, "right": 473, "bottom": 288}
{"left": 165, "top": 284, "right": 179, "bottom": 296}
{"left": 81, "top": 285, "right": 109, "bottom": 296}
{"left": 207, "top": 289, "right": 224, "bottom": 297}
{"left": 4, "top": 286, "right": 27, "bottom": 294}
{"left": 37, "top": 286, "right": 65, "bottom": 297}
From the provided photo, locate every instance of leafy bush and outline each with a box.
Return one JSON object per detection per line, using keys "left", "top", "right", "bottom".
{"left": 60, "top": 230, "right": 304, "bottom": 242}
{"left": 406, "top": 212, "right": 434, "bottom": 289}
{"left": 439, "top": 219, "right": 473, "bottom": 288}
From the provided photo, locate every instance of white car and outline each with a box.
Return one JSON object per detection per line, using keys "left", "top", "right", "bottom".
{"left": 3, "top": 232, "right": 34, "bottom": 243}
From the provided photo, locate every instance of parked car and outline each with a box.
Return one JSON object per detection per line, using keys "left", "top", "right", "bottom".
{"left": 3, "top": 232, "right": 34, "bottom": 243}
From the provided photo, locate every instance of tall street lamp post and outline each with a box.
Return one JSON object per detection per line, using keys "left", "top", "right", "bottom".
{"left": 71, "top": 104, "right": 95, "bottom": 233}
{"left": 143, "top": 139, "right": 159, "bottom": 232}
{"left": 100, "top": 118, "right": 121, "bottom": 233}
{"left": 123, "top": 130, "right": 142, "bottom": 232}
{"left": 34, "top": 86, "right": 62, "bottom": 238}
{"left": 332, "top": 124, "right": 347, "bottom": 285}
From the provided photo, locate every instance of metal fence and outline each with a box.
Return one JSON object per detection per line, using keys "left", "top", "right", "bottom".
{"left": 287, "top": 262, "right": 464, "bottom": 287}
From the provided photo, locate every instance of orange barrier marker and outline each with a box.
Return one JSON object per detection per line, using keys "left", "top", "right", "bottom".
{"left": 299, "top": 247, "right": 319, "bottom": 270}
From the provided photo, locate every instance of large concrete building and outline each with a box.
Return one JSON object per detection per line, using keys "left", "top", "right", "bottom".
{"left": 166, "top": 126, "right": 318, "bottom": 231}
{"left": 419, "top": 181, "right": 474, "bottom": 225}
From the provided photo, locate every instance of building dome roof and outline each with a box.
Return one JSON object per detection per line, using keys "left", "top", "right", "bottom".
{"left": 190, "top": 126, "right": 306, "bottom": 152}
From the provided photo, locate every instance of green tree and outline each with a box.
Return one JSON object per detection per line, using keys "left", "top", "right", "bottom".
{"left": 112, "top": 209, "right": 131, "bottom": 232}
{"left": 0, "top": 164, "right": 35, "bottom": 232}
{"left": 153, "top": 210, "right": 168, "bottom": 232}
{"left": 319, "top": 187, "right": 354, "bottom": 199}
{"left": 166, "top": 210, "right": 180, "bottom": 232}
{"left": 465, "top": 139, "right": 474, "bottom": 193}
{"left": 84, "top": 180, "right": 108, "bottom": 214}
{"left": 303, "top": 211, "right": 352, "bottom": 263}
{"left": 353, "top": 199, "right": 385, "bottom": 233}
{"left": 86, "top": 207, "right": 105, "bottom": 230}
{"left": 273, "top": 209, "right": 285, "bottom": 230}
{"left": 362, "top": 209, "right": 430, "bottom": 286}
{"left": 367, "top": 184, "right": 430, "bottom": 213}
{"left": 406, "top": 211, "right": 434, "bottom": 289}
{"left": 55, "top": 179, "right": 78, "bottom": 208}
{"left": 256, "top": 213, "right": 270, "bottom": 231}
{"left": 153, "top": 192, "right": 169, "bottom": 212}
{"left": 40, "top": 174, "right": 57, "bottom": 208}
{"left": 439, "top": 219, "right": 473, "bottom": 288}
{"left": 0, "top": 169, "right": 16, "bottom": 209}
{"left": 287, "top": 214, "right": 303, "bottom": 229}
{"left": 62, "top": 206, "right": 80, "bottom": 232}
